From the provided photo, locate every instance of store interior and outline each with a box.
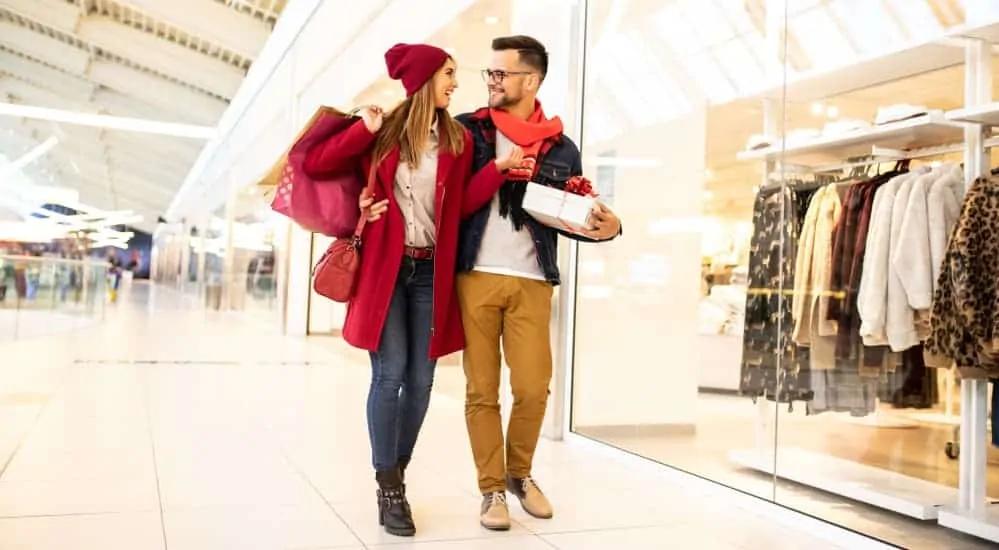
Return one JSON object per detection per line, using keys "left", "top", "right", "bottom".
{"left": 564, "top": 1, "right": 999, "bottom": 550}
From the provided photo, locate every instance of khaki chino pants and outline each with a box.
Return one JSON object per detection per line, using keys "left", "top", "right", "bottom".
{"left": 457, "top": 271, "right": 553, "bottom": 494}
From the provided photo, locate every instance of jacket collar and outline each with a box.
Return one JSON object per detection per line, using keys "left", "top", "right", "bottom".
{"left": 469, "top": 107, "right": 491, "bottom": 121}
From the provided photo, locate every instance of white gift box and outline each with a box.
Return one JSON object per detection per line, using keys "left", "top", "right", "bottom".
{"left": 522, "top": 181, "right": 596, "bottom": 234}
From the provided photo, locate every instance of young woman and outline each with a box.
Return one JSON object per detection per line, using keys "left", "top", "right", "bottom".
{"left": 302, "top": 43, "right": 522, "bottom": 537}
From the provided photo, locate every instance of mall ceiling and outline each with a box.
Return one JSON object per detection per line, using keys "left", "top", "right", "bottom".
{"left": 0, "top": 0, "right": 287, "bottom": 232}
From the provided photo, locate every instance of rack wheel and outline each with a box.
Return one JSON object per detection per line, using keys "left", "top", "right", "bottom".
{"left": 945, "top": 441, "right": 960, "bottom": 460}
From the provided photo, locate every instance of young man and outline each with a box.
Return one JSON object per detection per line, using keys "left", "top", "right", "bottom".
{"left": 455, "top": 35, "right": 622, "bottom": 530}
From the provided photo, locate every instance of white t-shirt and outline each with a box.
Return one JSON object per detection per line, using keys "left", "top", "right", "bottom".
{"left": 472, "top": 131, "right": 546, "bottom": 281}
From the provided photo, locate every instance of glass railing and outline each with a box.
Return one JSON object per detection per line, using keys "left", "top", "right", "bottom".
{"left": 0, "top": 254, "right": 109, "bottom": 342}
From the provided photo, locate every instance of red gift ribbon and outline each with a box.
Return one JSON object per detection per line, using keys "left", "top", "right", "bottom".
{"left": 548, "top": 176, "right": 598, "bottom": 235}
{"left": 564, "top": 175, "right": 598, "bottom": 197}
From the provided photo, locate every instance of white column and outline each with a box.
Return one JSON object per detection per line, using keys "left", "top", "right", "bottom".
{"left": 283, "top": 225, "right": 313, "bottom": 337}
{"left": 959, "top": 37, "right": 991, "bottom": 513}
{"left": 220, "top": 167, "right": 239, "bottom": 310}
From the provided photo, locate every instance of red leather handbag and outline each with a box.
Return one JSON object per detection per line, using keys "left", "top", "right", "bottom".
{"left": 312, "top": 169, "right": 377, "bottom": 303}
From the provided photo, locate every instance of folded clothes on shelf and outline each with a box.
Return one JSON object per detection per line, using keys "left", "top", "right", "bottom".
{"left": 822, "top": 119, "right": 871, "bottom": 136}
{"left": 874, "top": 104, "right": 930, "bottom": 125}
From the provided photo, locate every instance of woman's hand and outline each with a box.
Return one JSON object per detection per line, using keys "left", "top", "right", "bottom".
{"left": 495, "top": 145, "right": 524, "bottom": 172}
{"left": 359, "top": 191, "right": 389, "bottom": 222}
{"left": 360, "top": 105, "right": 384, "bottom": 133}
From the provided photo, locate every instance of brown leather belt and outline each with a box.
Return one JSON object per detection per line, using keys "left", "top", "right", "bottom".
{"left": 403, "top": 246, "right": 434, "bottom": 260}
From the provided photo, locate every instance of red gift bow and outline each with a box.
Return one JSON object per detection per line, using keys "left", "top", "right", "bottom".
{"left": 564, "top": 175, "right": 598, "bottom": 197}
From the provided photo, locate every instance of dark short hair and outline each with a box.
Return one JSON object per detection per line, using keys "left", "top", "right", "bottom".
{"left": 491, "top": 35, "right": 548, "bottom": 81}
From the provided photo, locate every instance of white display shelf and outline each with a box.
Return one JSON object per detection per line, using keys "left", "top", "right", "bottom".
{"left": 729, "top": 447, "right": 958, "bottom": 520}
{"left": 736, "top": 113, "right": 966, "bottom": 165}
{"left": 937, "top": 506, "right": 999, "bottom": 544}
{"left": 946, "top": 102, "right": 999, "bottom": 126}
{"left": 951, "top": 21, "right": 999, "bottom": 44}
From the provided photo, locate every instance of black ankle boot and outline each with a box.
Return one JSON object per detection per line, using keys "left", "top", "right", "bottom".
{"left": 376, "top": 469, "right": 415, "bottom": 537}
{"left": 398, "top": 457, "right": 411, "bottom": 483}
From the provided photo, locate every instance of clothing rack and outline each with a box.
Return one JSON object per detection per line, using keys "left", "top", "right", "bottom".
{"left": 730, "top": 39, "right": 999, "bottom": 539}
{"left": 781, "top": 154, "right": 906, "bottom": 175}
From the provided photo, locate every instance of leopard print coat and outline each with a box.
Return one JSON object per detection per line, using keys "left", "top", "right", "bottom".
{"left": 925, "top": 176, "right": 999, "bottom": 379}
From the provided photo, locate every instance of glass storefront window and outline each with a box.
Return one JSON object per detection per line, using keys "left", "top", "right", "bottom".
{"left": 570, "top": 0, "right": 784, "bottom": 503}
{"left": 569, "top": 0, "right": 999, "bottom": 548}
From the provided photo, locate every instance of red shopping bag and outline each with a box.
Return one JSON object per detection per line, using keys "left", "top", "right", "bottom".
{"left": 266, "top": 106, "right": 364, "bottom": 238}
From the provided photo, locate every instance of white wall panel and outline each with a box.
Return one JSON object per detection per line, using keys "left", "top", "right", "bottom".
{"left": 299, "top": 0, "right": 476, "bottom": 110}
{"left": 290, "top": 1, "right": 392, "bottom": 92}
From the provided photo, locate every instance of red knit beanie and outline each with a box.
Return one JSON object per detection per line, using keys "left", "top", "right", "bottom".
{"left": 384, "top": 43, "right": 450, "bottom": 97}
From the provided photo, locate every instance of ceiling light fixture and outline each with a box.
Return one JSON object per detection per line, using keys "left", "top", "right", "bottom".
{"left": 0, "top": 136, "right": 59, "bottom": 180}
{"left": 485, "top": 16, "right": 499, "bottom": 24}
{"left": 0, "top": 103, "right": 218, "bottom": 140}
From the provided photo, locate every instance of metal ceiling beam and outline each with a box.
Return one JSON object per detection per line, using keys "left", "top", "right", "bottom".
{"left": 0, "top": 76, "right": 88, "bottom": 111}
{"left": 87, "top": 60, "right": 227, "bottom": 126}
{"left": 0, "top": 0, "right": 81, "bottom": 34}
{"left": 92, "top": 89, "right": 208, "bottom": 126}
{"left": 3, "top": 0, "right": 243, "bottom": 98}
{"left": 102, "top": 135, "right": 200, "bottom": 167}
{"left": 0, "top": 49, "right": 216, "bottom": 126}
{"left": 0, "top": 20, "right": 90, "bottom": 74}
{"left": 0, "top": 50, "right": 95, "bottom": 101}
{"left": 77, "top": 15, "right": 245, "bottom": 99}
{"left": 46, "top": 149, "right": 186, "bottom": 191}
{"left": 48, "top": 130, "right": 199, "bottom": 173}
{"left": 0, "top": 26, "right": 227, "bottom": 125}
{"left": 114, "top": 0, "right": 270, "bottom": 60}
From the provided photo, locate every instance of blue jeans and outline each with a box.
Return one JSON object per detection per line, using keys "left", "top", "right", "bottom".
{"left": 367, "top": 257, "right": 437, "bottom": 472}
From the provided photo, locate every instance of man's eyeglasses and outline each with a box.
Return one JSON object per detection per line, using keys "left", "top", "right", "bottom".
{"left": 481, "top": 69, "right": 533, "bottom": 83}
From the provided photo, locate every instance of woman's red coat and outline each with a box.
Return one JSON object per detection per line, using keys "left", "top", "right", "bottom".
{"left": 303, "top": 119, "right": 505, "bottom": 359}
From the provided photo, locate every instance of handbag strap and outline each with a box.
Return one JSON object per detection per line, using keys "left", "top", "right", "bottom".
{"left": 351, "top": 162, "right": 380, "bottom": 241}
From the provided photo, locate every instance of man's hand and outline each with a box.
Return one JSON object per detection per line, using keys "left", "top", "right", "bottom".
{"left": 496, "top": 145, "right": 524, "bottom": 172}
{"left": 359, "top": 191, "right": 389, "bottom": 222}
{"left": 582, "top": 201, "right": 621, "bottom": 240}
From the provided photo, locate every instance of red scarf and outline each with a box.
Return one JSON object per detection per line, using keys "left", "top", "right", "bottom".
{"left": 490, "top": 101, "right": 563, "bottom": 181}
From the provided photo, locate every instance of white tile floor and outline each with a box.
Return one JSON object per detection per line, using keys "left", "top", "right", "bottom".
{"left": 0, "top": 283, "right": 892, "bottom": 549}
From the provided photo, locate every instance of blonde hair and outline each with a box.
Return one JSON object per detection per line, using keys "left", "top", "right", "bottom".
{"left": 371, "top": 68, "right": 465, "bottom": 170}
